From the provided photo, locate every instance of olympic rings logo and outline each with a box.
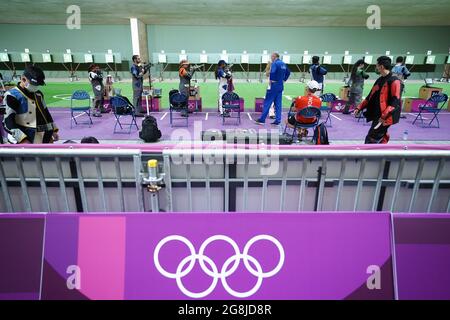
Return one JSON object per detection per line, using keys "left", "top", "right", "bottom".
{"left": 153, "top": 235, "right": 285, "bottom": 298}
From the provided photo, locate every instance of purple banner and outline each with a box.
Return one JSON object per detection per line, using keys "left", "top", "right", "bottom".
{"left": 38, "top": 212, "right": 394, "bottom": 300}
{"left": 394, "top": 213, "right": 450, "bottom": 300}
{"left": 0, "top": 215, "right": 46, "bottom": 300}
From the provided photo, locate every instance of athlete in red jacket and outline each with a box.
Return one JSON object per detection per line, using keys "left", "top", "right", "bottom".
{"left": 354, "top": 56, "right": 402, "bottom": 144}
{"left": 287, "top": 80, "right": 322, "bottom": 138}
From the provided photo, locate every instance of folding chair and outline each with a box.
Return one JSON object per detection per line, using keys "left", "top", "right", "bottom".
{"left": 412, "top": 93, "right": 448, "bottom": 128}
{"left": 222, "top": 92, "right": 241, "bottom": 125}
{"left": 169, "top": 90, "right": 189, "bottom": 127}
{"left": 284, "top": 104, "right": 321, "bottom": 142}
{"left": 70, "top": 90, "right": 93, "bottom": 128}
{"left": 320, "top": 93, "right": 336, "bottom": 127}
{"left": 110, "top": 96, "right": 139, "bottom": 133}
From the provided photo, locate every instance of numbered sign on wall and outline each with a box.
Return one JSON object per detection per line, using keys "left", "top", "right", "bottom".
{"left": 84, "top": 54, "right": 93, "bottom": 63}
{"left": 302, "top": 55, "right": 311, "bottom": 64}
{"left": 0, "top": 53, "right": 9, "bottom": 62}
{"left": 405, "top": 55, "right": 415, "bottom": 64}
{"left": 63, "top": 53, "right": 73, "bottom": 63}
{"left": 105, "top": 53, "right": 114, "bottom": 63}
{"left": 199, "top": 54, "right": 208, "bottom": 64}
{"left": 343, "top": 55, "right": 353, "bottom": 64}
{"left": 425, "top": 55, "right": 436, "bottom": 64}
{"left": 158, "top": 54, "right": 167, "bottom": 63}
{"left": 323, "top": 55, "right": 332, "bottom": 64}
{"left": 241, "top": 54, "right": 249, "bottom": 64}
{"left": 364, "top": 55, "right": 373, "bottom": 64}
{"left": 42, "top": 53, "right": 52, "bottom": 63}
{"left": 21, "top": 53, "right": 31, "bottom": 63}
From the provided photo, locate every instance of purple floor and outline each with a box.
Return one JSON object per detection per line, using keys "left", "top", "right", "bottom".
{"left": 48, "top": 107, "right": 450, "bottom": 143}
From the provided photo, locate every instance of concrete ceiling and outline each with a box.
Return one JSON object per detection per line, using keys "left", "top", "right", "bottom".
{"left": 1, "top": 0, "right": 450, "bottom": 26}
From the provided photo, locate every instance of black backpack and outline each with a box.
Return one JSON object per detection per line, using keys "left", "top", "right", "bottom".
{"left": 313, "top": 123, "right": 329, "bottom": 145}
{"left": 139, "top": 115, "right": 162, "bottom": 143}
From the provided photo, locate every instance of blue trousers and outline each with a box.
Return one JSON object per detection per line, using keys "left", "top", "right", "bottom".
{"left": 258, "top": 89, "right": 283, "bottom": 123}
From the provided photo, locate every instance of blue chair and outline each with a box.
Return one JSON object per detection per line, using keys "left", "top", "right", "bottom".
{"left": 70, "top": 90, "right": 92, "bottom": 128}
{"left": 412, "top": 93, "right": 448, "bottom": 128}
{"left": 320, "top": 93, "right": 337, "bottom": 127}
{"left": 222, "top": 92, "right": 241, "bottom": 125}
{"left": 110, "top": 96, "right": 139, "bottom": 133}
{"left": 169, "top": 90, "right": 189, "bottom": 127}
{"left": 284, "top": 104, "right": 321, "bottom": 141}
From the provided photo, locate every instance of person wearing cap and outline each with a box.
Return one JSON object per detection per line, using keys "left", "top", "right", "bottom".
{"left": 88, "top": 64, "right": 104, "bottom": 117}
{"left": 215, "top": 60, "right": 232, "bottom": 116}
{"left": 3, "top": 65, "right": 58, "bottom": 144}
{"left": 130, "top": 54, "right": 148, "bottom": 116}
{"left": 287, "top": 80, "right": 322, "bottom": 139}
{"left": 309, "top": 56, "right": 328, "bottom": 96}
{"left": 179, "top": 60, "right": 198, "bottom": 117}
{"left": 256, "top": 52, "right": 291, "bottom": 125}
{"left": 179, "top": 59, "right": 196, "bottom": 96}
{"left": 353, "top": 56, "right": 401, "bottom": 144}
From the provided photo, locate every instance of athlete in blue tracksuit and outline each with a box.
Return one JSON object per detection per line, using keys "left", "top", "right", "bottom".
{"left": 256, "top": 53, "right": 291, "bottom": 125}
{"left": 309, "top": 56, "right": 328, "bottom": 96}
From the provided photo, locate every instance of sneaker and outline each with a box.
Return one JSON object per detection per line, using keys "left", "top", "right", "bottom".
{"left": 255, "top": 119, "right": 265, "bottom": 125}
{"left": 93, "top": 111, "right": 102, "bottom": 117}
{"left": 269, "top": 115, "right": 275, "bottom": 119}
{"left": 270, "top": 121, "right": 280, "bottom": 125}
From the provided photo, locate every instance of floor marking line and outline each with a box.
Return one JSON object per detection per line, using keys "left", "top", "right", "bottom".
{"left": 205, "top": 112, "right": 209, "bottom": 121}
{"left": 330, "top": 114, "right": 342, "bottom": 121}
{"left": 160, "top": 112, "right": 168, "bottom": 120}
{"left": 247, "top": 113, "right": 253, "bottom": 121}
{"left": 407, "top": 113, "right": 428, "bottom": 120}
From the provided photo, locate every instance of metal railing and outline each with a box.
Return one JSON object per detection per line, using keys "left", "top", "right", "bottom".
{"left": 161, "top": 148, "right": 450, "bottom": 213}
{"left": 0, "top": 147, "right": 449, "bottom": 213}
{"left": 0, "top": 148, "right": 144, "bottom": 213}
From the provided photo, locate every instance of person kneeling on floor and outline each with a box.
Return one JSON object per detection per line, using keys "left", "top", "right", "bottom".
{"left": 3, "top": 65, "right": 59, "bottom": 144}
{"left": 286, "top": 80, "right": 322, "bottom": 139}
{"left": 353, "top": 56, "right": 401, "bottom": 144}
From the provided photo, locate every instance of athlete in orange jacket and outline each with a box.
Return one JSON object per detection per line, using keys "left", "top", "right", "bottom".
{"left": 354, "top": 56, "right": 401, "bottom": 144}
{"left": 286, "top": 81, "right": 322, "bottom": 139}
{"left": 287, "top": 80, "right": 322, "bottom": 126}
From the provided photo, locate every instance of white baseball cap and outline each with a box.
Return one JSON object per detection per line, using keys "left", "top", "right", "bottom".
{"left": 307, "top": 80, "right": 320, "bottom": 91}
